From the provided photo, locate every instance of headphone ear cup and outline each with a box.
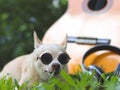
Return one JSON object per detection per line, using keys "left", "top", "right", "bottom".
{"left": 88, "top": 65, "right": 104, "bottom": 83}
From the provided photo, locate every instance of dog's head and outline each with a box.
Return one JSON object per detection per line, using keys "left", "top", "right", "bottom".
{"left": 33, "top": 31, "right": 70, "bottom": 81}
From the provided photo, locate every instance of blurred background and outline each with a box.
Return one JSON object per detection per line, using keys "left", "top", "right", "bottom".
{"left": 0, "top": 0, "right": 67, "bottom": 70}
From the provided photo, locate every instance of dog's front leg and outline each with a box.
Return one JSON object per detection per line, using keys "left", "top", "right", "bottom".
{"left": 18, "top": 64, "right": 33, "bottom": 86}
{"left": 19, "top": 72, "right": 32, "bottom": 86}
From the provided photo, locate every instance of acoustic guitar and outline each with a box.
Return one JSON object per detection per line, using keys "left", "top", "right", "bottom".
{"left": 42, "top": 0, "right": 120, "bottom": 74}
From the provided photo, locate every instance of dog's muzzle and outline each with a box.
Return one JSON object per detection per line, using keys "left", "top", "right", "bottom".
{"left": 51, "top": 63, "right": 60, "bottom": 75}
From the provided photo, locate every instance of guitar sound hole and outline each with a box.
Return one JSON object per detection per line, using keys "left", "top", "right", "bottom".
{"left": 88, "top": 0, "right": 107, "bottom": 11}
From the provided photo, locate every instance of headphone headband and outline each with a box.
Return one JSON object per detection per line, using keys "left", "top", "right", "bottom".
{"left": 82, "top": 45, "right": 120, "bottom": 71}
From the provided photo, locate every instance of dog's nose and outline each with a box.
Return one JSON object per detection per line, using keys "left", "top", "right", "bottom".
{"left": 52, "top": 63, "right": 60, "bottom": 75}
{"left": 52, "top": 63, "right": 60, "bottom": 70}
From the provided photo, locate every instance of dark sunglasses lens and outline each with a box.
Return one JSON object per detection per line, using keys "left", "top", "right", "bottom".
{"left": 41, "top": 53, "right": 52, "bottom": 65}
{"left": 58, "top": 53, "right": 70, "bottom": 64}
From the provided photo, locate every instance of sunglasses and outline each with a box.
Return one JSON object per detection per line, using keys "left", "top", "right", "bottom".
{"left": 37, "top": 53, "right": 70, "bottom": 65}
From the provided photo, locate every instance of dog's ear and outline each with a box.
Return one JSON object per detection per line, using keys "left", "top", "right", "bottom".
{"left": 61, "top": 34, "right": 68, "bottom": 49}
{"left": 34, "top": 31, "right": 41, "bottom": 49}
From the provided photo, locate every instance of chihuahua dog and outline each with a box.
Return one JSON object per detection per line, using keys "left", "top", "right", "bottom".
{"left": 0, "top": 31, "right": 70, "bottom": 86}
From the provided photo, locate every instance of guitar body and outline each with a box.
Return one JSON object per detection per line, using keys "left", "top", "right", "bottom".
{"left": 43, "top": 0, "right": 120, "bottom": 74}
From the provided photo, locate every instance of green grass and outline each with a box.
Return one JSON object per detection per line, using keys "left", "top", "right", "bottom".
{"left": 0, "top": 70, "right": 120, "bottom": 90}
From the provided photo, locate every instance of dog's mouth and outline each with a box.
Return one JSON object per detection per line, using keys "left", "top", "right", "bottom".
{"left": 45, "top": 69, "right": 60, "bottom": 74}
{"left": 51, "top": 63, "right": 61, "bottom": 76}
{"left": 50, "top": 69, "right": 60, "bottom": 76}
{"left": 44, "top": 63, "right": 61, "bottom": 76}
{"left": 45, "top": 68, "right": 60, "bottom": 76}
{"left": 44, "top": 68, "right": 60, "bottom": 76}
{"left": 54, "top": 70, "right": 60, "bottom": 75}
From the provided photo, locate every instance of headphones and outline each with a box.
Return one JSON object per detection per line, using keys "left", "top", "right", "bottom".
{"left": 81, "top": 44, "right": 120, "bottom": 82}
